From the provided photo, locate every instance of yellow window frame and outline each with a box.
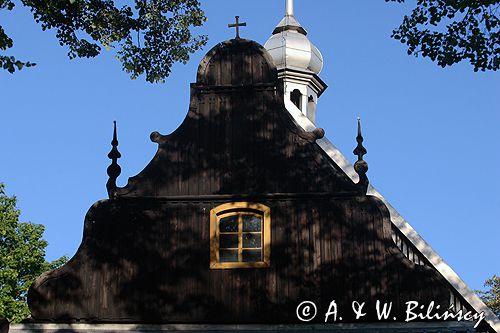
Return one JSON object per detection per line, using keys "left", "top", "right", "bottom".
{"left": 210, "top": 202, "right": 271, "bottom": 269}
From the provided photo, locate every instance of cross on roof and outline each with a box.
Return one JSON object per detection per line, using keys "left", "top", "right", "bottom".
{"left": 228, "top": 16, "right": 247, "bottom": 39}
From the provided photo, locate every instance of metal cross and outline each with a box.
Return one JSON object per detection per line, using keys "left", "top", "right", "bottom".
{"left": 228, "top": 16, "right": 247, "bottom": 39}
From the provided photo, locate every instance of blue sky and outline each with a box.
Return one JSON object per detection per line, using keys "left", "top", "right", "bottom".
{"left": 0, "top": 0, "right": 498, "bottom": 293}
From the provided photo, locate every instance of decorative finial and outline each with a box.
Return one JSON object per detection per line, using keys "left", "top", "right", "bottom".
{"left": 228, "top": 16, "right": 247, "bottom": 39}
{"left": 353, "top": 117, "right": 369, "bottom": 194}
{"left": 106, "top": 121, "right": 122, "bottom": 199}
{"left": 286, "top": 0, "right": 294, "bottom": 16}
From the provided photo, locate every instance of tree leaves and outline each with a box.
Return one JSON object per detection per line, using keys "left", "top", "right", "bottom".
{"left": 115, "top": 0, "right": 208, "bottom": 82}
{"left": 0, "top": 0, "right": 207, "bottom": 82}
{"left": 387, "top": 0, "right": 500, "bottom": 71}
{"left": 0, "top": 56, "right": 36, "bottom": 74}
{"left": 0, "top": 183, "right": 67, "bottom": 323}
{"left": 2, "top": 1, "right": 498, "bottom": 79}
{"left": 0, "top": 1, "right": 36, "bottom": 73}
{"left": 477, "top": 275, "right": 500, "bottom": 317}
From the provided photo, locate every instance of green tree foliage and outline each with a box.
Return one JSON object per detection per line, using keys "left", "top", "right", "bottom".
{"left": 478, "top": 275, "right": 500, "bottom": 317}
{"left": 0, "top": 0, "right": 36, "bottom": 73}
{"left": 0, "top": 0, "right": 207, "bottom": 82}
{"left": 0, "top": 183, "right": 67, "bottom": 323}
{"left": 388, "top": 0, "right": 500, "bottom": 71}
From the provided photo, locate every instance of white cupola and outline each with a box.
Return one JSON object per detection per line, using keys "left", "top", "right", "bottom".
{"left": 264, "top": 0, "right": 327, "bottom": 127}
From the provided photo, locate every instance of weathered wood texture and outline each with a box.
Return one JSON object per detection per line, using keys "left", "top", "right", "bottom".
{"left": 28, "top": 39, "right": 456, "bottom": 324}
{"left": 28, "top": 197, "right": 450, "bottom": 323}
{"left": 114, "top": 39, "right": 357, "bottom": 198}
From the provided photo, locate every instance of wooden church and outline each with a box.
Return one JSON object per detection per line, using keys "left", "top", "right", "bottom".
{"left": 9, "top": 1, "right": 499, "bottom": 332}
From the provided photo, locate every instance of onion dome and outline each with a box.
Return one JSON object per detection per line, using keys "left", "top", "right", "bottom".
{"left": 264, "top": 0, "right": 324, "bottom": 74}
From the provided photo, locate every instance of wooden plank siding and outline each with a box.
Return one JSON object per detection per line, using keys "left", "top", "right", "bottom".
{"left": 111, "top": 40, "right": 358, "bottom": 199}
{"left": 28, "top": 39, "right": 455, "bottom": 325}
{"left": 28, "top": 196, "right": 451, "bottom": 323}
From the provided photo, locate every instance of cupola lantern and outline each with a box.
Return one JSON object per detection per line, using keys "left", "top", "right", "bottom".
{"left": 264, "top": 0, "right": 327, "bottom": 127}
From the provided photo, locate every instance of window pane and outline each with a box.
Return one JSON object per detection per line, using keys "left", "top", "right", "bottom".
{"left": 220, "top": 215, "right": 238, "bottom": 232}
{"left": 243, "top": 233, "right": 261, "bottom": 248}
{"left": 243, "top": 215, "right": 262, "bottom": 232}
{"left": 242, "top": 249, "right": 262, "bottom": 262}
{"left": 220, "top": 250, "right": 238, "bottom": 262}
{"left": 220, "top": 234, "right": 239, "bottom": 249}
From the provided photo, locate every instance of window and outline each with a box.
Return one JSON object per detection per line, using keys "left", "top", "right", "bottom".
{"left": 307, "top": 95, "right": 316, "bottom": 124}
{"left": 210, "top": 202, "right": 271, "bottom": 269}
{"left": 290, "top": 89, "right": 302, "bottom": 111}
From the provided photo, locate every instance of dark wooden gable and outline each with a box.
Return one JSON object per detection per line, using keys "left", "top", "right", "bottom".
{"left": 27, "top": 39, "right": 461, "bottom": 326}
{"left": 115, "top": 39, "right": 359, "bottom": 198}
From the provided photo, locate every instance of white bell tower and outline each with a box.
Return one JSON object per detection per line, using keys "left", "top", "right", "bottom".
{"left": 264, "top": 0, "right": 327, "bottom": 127}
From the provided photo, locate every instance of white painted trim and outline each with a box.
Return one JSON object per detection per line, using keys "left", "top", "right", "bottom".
{"left": 277, "top": 68, "right": 327, "bottom": 96}
{"left": 287, "top": 109, "right": 500, "bottom": 333}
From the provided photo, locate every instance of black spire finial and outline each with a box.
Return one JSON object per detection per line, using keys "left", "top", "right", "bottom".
{"left": 106, "top": 121, "right": 122, "bottom": 199}
{"left": 353, "top": 117, "right": 369, "bottom": 194}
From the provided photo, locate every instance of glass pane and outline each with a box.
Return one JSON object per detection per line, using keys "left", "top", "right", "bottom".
{"left": 220, "top": 234, "right": 239, "bottom": 249}
{"left": 220, "top": 249, "right": 238, "bottom": 262}
{"left": 242, "top": 249, "right": 262, "bottom": 262}
{"left": 220, "top": 215, "right": 238, "bottom": 232}
{"left": 243, "top": 215, "right": 262, "bottom": 232}
{"left": 243, "top": 233, "right": 261, "bottom": 248}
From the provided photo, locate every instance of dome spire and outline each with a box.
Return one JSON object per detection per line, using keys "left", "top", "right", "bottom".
{"left": 266, "top": 0, "right": 324, "bottom": 75}
{"left": 286, "top": 0, "right": 294, "bottom": 16}
{"left": 273, "top": 0, "right": 307, "bottom": 35}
